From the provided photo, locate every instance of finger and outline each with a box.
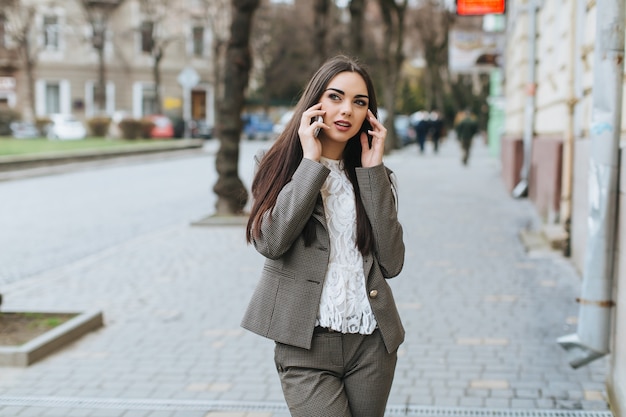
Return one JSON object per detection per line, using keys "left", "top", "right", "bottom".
{"left": 359, "top": 131, "right": 370, "bottom": 149}
{"left": 303, "top": 104, "right": 323, "bottom": 120}
{"left": 369, "top": 119, "right": 386, "bottom": 136}
{"left": 367, "top": 110, "right": 381, "bottom": 127}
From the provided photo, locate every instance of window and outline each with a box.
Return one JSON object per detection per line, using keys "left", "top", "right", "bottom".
{"left": 132, "top": 82, "right": 158, "bottom": 117}
{"left": 192, "top": 26, "right": 204, "bottom": 57}
{"left": 142, "top": 84, "right": 157, "bottom": 115}
{"left": 85, "top": 81, "right": 115, "bottom": 117}
{"left": 140, "top": 21, "right": 154, "bottom": 53}
{"left": 43, "top": 15, "right": 59, "bottom": 50}
{"left": 45, "top": 82, "right": 61, "bottom": 114}
{"left": 36, "top": 79, "right": 70, "bottom": 116}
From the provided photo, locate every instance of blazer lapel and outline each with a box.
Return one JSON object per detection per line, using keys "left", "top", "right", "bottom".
{"left": 312, "top": 194, "right": 327, "bottom": 230}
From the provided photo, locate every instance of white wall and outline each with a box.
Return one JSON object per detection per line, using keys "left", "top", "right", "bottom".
{"left": 504, "top": 1, "right": 626, "bottom": 415}
{"left": 609, "top": 149, "right": 626, "bottom": 417}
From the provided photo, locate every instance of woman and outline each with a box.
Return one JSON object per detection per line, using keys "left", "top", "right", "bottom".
{"left": 242, "top": 55, "right": 405, "bottom": 417}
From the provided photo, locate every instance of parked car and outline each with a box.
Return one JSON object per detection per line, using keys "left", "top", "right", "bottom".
{"left": 190, "top": 119, "right": 213, "bottom": 139}
{"left": 46, "top": 114, "right": 87, "bottom": 140}
{"left": 242, "top": 113, "right": 274, "bottom": 140}
{"left": 144, "top": 114, "right": 174, "bottom": 138}
{"left": 10, "top": 121, "right": 40, "bottom": 139}
{"left": 394, "top": 114, "right": 416, "bottom": 146}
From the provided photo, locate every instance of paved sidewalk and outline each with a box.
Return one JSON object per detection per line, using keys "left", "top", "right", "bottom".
{"left": 0, "top": 137, "right": 611, "bottom": 417}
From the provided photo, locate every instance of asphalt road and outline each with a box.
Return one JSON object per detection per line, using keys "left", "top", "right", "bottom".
{"left": 0, "top": 141, "right": 260, "bottom": 287}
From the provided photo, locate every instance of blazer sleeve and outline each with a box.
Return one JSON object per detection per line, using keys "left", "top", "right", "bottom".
{"left": 251, "top": 157, "right": 330, "bottom": 260}
{"left": 356, "top": 164, "right": 405, "bottom": 278}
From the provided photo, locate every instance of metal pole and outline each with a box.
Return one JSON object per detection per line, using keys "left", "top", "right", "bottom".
{"left": 559, "top": 0, "right": 586, "bottom": 238}
{"left": 512, "top": 0, "right": 538, "bottom": 199}
{"left": 557, "top": 0, "right": 624, "bottom": 368}
{"left": 183, "top": 86, "right": 191, "bottom": 139}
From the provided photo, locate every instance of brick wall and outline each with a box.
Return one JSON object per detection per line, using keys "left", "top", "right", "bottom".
{"left": 500, "top": 135, "right": 523, "bottom": 193}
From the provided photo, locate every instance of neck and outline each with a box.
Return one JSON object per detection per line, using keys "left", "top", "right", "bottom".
{"left": 320, "top": 139, "right": 346, "bottom": 160}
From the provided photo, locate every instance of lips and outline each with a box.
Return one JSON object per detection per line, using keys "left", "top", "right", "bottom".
{"left": 334, "top": 121, "right": 352, "bottom": 131}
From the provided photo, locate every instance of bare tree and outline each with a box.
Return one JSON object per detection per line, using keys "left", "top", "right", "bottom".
{"left": 408, "top": 2, "right": 490, "bottom": 126}
{"left": 213, "top": 0, "right": 260, "bottom": 216}
{"left": 78, "top": 0, "right": 126, "bottom": 115}
{"left": 410, "top": 0, "right": 453, "bottom": 113}
{"left": 192, "top": 0, "right": 230, "bottom": 109}
{"left": 249, "top": 2, "right": 316, "bottom": 107}
{"left": 378, "top": 0, "right": 408, "bottom": 151}
{"left": 249, "top": 2, "right": 274, "bottom": 110}
{"left": 1, "top": 0, "right": 38, "bottom": 120}
{"left": 312, "top": 0, "right": 330, "bottom": 68}
{"left": 348, "top": 0, "right": 366, "bottom": 57}
{"left": 137, "top": 0, "right": 184, "bottom": 115}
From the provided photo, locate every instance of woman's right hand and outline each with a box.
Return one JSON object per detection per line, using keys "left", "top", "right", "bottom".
{"left": 298, "top": 103, "right": 326, "bottom": 162}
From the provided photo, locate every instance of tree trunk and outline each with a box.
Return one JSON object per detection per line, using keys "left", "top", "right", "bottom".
{"left": 22, "top": 38, "right": 37, "bottom": 120}
{"left": 313, "top": 0, "right": 329, "bottom": 68}
{"left": 378, "top": 0, "right": 407, "bottom": 152}
{"left": 16, "top": 6, "right": 37, "bottom": 121}
{"left": 213, "top": 0, "right": 259, "bottom": 216}
{"left": 153, "top": 48, "right": 163, "bottom": 115}
{"left": 348, "top": 0, "right": 365, "bottom": 56}
{"left": 413, "top": 2, "right": 453, "bottom": 117}
{"left": 82, "top": 1, "right": 125, "bottom": 115}
{"left": 95, "top": 42, "right": 106, "bottom": 114}
{"left": 213, "top": 39, "right": 226, "bottom": 110}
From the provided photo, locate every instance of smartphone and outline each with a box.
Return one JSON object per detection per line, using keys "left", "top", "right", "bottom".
{"left": 361, "top": 118, "right": 373, "bottom": 148}
{"left": 313, "top": 115, "right": 323, "bottom": 138}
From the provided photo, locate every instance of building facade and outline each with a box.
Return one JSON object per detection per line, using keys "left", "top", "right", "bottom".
{"left": 0, "top": 0, "right": 220, "bottom": 128}
{"left": 501, "top": 1, "right": 625, "bottom": 415}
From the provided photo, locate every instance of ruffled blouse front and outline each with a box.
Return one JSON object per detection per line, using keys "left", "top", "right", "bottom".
{"left": 316, "top": 157, "right": 377, "bottom": 334}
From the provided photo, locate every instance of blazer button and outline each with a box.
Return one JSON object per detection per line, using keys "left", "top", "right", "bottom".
{"left": 369, "top": 289, "right": 378, "bottom": 299}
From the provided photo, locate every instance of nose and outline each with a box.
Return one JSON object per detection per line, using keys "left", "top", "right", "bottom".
{"left": 340, "top": 102, "right": 352, "bottom": 116}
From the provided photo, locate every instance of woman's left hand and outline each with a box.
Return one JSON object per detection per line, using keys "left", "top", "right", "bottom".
{"left": 360, "top": 109, "right": 386, "bottom": 168}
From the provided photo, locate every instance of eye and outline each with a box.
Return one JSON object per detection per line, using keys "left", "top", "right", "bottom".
{"left": 355, "top": 99, "right": 368, "bottom": 107}
{"left": 329, "top": 93, "right": 341, "bottom": 101}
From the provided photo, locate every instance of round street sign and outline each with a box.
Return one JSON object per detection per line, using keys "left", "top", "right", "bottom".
{"left": 177, "top": 66, "right": 200, "bottom": 88}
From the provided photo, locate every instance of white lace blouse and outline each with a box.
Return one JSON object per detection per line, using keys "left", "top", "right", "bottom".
{"left": 315, "top": 157, "right": 378, "bottom": 334}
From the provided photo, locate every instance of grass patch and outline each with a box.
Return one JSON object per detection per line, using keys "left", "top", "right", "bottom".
{"left": 0, "top": 137, "right": 172, "bottom": 157}
{"left": 0, "top": 312, "right": 77, "bottom": 346}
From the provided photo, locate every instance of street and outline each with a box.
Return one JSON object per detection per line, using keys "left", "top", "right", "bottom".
{"left": 0, "top": 144, "right": 226, "bottom": 286}
{"left": 0, "top": 138, "right": 611, "bottom": 417}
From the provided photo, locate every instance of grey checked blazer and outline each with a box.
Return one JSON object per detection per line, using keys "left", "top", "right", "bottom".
{"left": 241, "top": 153, "right": 405, "bottom": 353}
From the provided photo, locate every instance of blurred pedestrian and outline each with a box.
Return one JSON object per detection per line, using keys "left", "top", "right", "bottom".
{"left": 454, "top": 110, "right": 479, "bottom": 165}
{"left": 242, "top": 55, "right": 406, "bottom": 417}
{"left": 413, "top": 110, "right": 430, "bottom": 154}
{"left": 429, "top": 111, "right": 444, "bottom": 153}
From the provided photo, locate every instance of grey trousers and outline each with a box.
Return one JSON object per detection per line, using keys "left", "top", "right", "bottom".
{"left": 274, "top": 329, "right": 398, "bottom": 417}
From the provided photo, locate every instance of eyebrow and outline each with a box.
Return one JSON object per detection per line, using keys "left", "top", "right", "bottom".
{"left": 325, "top": 88, "right": 369, "bottom": 100}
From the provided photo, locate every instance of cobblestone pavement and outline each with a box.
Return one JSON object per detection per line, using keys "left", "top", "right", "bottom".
{"left": 0, "top": 137, "right": 611, "bottom": 416}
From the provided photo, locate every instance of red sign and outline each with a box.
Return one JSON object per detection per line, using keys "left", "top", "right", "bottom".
{"left": 456, "top": 0, "right": 506, "bottom": 15}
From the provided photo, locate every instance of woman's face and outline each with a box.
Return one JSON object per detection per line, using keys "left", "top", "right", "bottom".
{"left": 317, "top": 71, "right": 369, "bottom": 155}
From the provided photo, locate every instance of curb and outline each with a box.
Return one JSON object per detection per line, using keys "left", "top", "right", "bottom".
{"left": 0, "top": 310, "right": 104, "bottom": 367}
{"left": 518, "top": 228, "right": 564, "bottom": 258}
{"left": 191, "top": 213, "right": 249, "bottom": 226}
{"left": 0, "top": 139, "right": 205, "bottom": 172}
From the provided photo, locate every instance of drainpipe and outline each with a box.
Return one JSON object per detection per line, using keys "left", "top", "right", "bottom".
{"left": 560, "top": 0, "right": 586, "bottom": 255}
{"left": 512, "top": 0, "right": 539, "bottom": 198}
{"left": 557, "top": 0, "right": 624, "bottom": 369}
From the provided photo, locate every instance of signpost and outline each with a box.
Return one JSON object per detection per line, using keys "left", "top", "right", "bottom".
{"left": 177, "top": 67, "right": 200, "bottom": 138}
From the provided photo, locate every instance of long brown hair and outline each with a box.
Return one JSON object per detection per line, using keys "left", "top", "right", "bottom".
{"left": 245, "top": 55, "right": 378, "bottom": 255}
